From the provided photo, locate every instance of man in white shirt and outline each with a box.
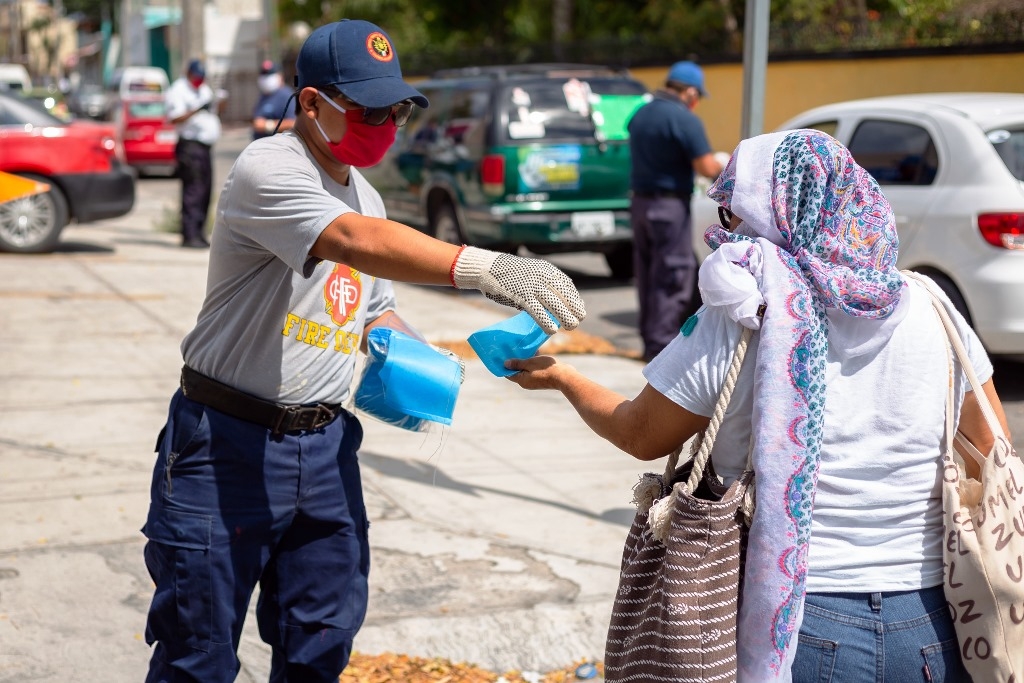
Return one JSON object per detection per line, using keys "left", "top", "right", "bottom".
{"left": 165, "top": 59, "right": 221, "bottom": 248}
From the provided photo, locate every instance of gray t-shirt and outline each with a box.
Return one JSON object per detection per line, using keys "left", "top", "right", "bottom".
{"left": 181, "top": 131, "right": 397, "bottom": 405}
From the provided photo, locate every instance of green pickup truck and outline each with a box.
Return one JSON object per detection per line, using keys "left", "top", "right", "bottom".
{"left": 361, "top": 63, "right": 650, "bottom": 279}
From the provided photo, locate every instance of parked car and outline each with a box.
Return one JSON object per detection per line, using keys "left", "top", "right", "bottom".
{"left": 67, "top": 83, "right": 116, "bottom": 120}
{"left": 0, "top": 63, "right": 32, "bottom": 93}
{"left": 113, "top": 96, "right": 177, "bottom": 176}
{"left": 692, "top": 92, "right": 1024, "bottom": 358}
{"left": 360, "top": 63, "right": 651, "bottom": 278}
{"left": 0, "top": 91, "right": 136, "bottom": 253}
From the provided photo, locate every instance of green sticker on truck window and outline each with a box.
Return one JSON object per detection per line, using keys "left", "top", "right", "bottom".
{"left": 591, "top": 94, "right": 648, "bottom": 141}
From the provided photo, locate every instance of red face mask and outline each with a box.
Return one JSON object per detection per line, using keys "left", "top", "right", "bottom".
{"left": 315, "top": 91, "right": 397, "bottom": 168}
{"left": 188, "top": 75, "right": 205, "bottom": 89}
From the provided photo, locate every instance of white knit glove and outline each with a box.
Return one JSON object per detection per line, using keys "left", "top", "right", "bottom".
{"left": 452, "top": 246, "right": 586, "bottom": 333}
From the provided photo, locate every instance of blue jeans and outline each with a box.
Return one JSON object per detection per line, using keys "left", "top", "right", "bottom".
{"left": 792, "top": 586, "right": 969, "bottom": 683}
{"left": 142, "top": 389, "right": 369, "bottom": 683}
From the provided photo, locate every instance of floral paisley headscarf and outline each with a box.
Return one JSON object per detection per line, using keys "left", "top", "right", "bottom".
{"left": 699, "top": 130, "right": 908, "bottom": 680}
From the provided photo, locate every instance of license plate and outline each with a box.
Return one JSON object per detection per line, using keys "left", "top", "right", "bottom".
{"left": 156, "top": 131, "right": 178, "bottom": 144}
{"left": 570, "top": 211, "right": 614, "bottom": 238}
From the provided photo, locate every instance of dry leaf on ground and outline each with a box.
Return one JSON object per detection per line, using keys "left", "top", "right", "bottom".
{"left": 338, "top": 653, "right": 603, "bottom": 682}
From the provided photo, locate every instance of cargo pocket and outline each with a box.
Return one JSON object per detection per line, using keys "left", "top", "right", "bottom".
{"left": 142, "top": 508, "right": 214, "bottom": 653}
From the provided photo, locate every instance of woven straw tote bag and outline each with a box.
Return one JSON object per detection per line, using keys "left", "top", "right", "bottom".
{"left": 604, "top": 327, "right": 754, "bottom": 683}
{"left": 906, "top": 272, "right": 1024, "bottom": 682}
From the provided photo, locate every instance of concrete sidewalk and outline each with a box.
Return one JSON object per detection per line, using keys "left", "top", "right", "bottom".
{"left": 0, "top": 130, "right": 650, "bottom": 681}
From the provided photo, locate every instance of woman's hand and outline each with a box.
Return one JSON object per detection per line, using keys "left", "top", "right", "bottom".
{"left": 504, "top": 356, "right": 574, "bottom": 390}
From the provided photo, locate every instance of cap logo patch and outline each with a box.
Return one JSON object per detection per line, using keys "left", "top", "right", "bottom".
{"left": 366, "top": 32, "right": 394, "bottom": 62}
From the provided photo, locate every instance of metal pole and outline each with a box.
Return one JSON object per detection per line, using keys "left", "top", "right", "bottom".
{"left": 180, "top": 0, "right": 204, "bottom": 68}
{"left": 263, "top": 0, "right": 279, "bottom": 62}
{"left": 740, "top": 0, "right": 770, "bottom": 140}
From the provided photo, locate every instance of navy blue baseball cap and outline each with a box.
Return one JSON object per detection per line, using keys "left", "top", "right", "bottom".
{"left": 667, "top": 61, "right": 708, "bottom": 97}
{"left": 187, "top": 59, "right": 206, "bottom": 78}
{"left": 295, "top": 19, "right": 428, "bottom": 109}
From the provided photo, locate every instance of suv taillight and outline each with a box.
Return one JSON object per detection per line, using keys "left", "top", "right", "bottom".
{"left": 978, "top": 213, "right": 1024, "bottom": 250}
{"left": 481, "top": 154, "right": 505, "bottom": 195}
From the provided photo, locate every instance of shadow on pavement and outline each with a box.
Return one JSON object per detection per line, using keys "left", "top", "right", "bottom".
{"left": 360, "top": 450, "right": 635, "bottom": 528}
{"left": 51, "top": 241, "right": 115, "bottom": 254}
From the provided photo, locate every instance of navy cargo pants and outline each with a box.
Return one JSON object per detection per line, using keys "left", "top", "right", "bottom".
{"left": 142, "top": 389, "right": 369, "bottom": 682}
{"left": 630, "top": 194, "right": 698, "bottom": 361}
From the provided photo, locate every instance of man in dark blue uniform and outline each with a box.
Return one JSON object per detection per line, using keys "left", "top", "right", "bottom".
{"left": 251, "top": 60, "right": 296, "bottom": 139}
{"left": 628, "top": 61, "right": 723, "bottom": 361}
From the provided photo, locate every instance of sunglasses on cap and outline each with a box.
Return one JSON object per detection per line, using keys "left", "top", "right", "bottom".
{"left": 322, "top": 87, "right": 415, "bottom": 127}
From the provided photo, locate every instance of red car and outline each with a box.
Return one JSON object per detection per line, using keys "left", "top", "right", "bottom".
{"left": 0, "top": 91, "right": 135, "bottom": 253}
{"left": 115, "top": 96, "right": 178, "bottom": 176}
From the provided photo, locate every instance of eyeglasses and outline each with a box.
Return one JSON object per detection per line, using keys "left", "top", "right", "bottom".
{"left": 326, "top": 89, "right": 415, "bottom": 127}
{"left": 718, "top": 206, "right": 733, "bottom": 229}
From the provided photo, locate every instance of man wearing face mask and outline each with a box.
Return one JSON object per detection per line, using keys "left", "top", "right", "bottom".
{"left": 252, "top": 60, "right": 295, "bottom": 140}
{"left": 140, "top": 18, "right": 587, "bottom": 683}
{"left": 165, "top": 58, "right": 221, "bottom": 249}
{"left": 627, "top": 60, "right": 723, "bottom": 362}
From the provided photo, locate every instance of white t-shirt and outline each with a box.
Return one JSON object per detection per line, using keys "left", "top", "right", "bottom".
{"left": 644, "top": 277, "right": 992, "bottom": 592}
{"left": 181, "top": 131, "right": 397, "bottom": 405}
{"left": 165, "top": 77, "right": 221, "bottom": 146}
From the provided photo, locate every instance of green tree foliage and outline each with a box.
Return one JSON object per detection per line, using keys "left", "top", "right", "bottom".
{"left": 64, "top": 0, "right": 1024, "bottom": 74}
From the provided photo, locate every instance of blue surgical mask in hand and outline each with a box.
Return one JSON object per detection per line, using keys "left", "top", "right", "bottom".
{"left": 468, "top": 311, "right": 559, "bottom": 377}
{"left": 354, "top": 328, "right": 462, "bottom": 430}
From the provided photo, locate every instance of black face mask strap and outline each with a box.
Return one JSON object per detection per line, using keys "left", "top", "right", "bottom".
{"left": 274, "top": 91, "right": 298, "bottom": 135}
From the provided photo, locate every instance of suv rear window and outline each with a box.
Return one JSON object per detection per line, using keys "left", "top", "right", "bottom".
{"left": 500, "top": 77, "right": 647, "bottom": 141}
{"left": 988, "top": 128, "right": 1024, "bottom": 181}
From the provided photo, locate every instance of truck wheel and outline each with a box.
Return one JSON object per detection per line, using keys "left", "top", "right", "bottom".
{"left": 0, "top": 174, "right": 69, "bottom": 253}
{"left": 604, "top": 244, "right": 633, "bottom": 280}
{"left": 431, "top": 204, "right": 465, "bottom": 246}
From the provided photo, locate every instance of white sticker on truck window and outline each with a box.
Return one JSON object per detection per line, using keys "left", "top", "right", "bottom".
{"left": 508, "top": 121, "right": 546, "bottom": 139}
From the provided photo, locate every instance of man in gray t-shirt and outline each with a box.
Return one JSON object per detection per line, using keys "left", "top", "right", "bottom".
{"left": 141, "top": 19, "right": 586, "bottom": 683}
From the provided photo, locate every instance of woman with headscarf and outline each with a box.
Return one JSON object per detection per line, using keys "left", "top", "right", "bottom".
{"left": 507, "top": 130, "right": 1011, "bottom": 681}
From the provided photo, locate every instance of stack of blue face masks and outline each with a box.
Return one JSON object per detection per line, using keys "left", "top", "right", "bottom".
{"left": 354, "top": 328, "right": 462, "bottom": 431}
{"left": 468, "top": 311, "right": 557, "bottom": 377}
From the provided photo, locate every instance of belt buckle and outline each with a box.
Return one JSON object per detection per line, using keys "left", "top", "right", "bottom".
{"left": 282, "top": 404, "right": 333, "bottom": 433}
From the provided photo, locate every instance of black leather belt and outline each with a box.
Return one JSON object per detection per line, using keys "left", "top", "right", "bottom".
{"left": 633, "top": 189, "right": 689, "bottom": 200}
{"left": 180, "top": 365, "right": 342, "bottom": 435}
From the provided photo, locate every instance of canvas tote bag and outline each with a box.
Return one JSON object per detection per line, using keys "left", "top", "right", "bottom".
{"left": 911, "top": 272, "right": 1024, "bottom": 682}
{"left": 604, "top": 328, "right": 754, "bottom": 683}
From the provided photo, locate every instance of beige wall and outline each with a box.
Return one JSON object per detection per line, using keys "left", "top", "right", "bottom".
{"left": 629, "top": 52, "right": 1024, "bottom": 153}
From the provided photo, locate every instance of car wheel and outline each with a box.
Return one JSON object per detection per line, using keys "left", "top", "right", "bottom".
{"left": 431, "top": 204, "right": 465, "bottom": 246}
{"left": 604, "top": 244, "right": 634, "bottom": 280}
{"left": 0, "top": 174, "right": 69, "bottom": 253}
{"left": 917, "top": 270, "right": 973, "bottom": 327}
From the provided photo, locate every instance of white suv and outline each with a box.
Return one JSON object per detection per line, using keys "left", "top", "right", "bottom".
{"left": 693, "top": 93, "right": 1024, "bottom": 359}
